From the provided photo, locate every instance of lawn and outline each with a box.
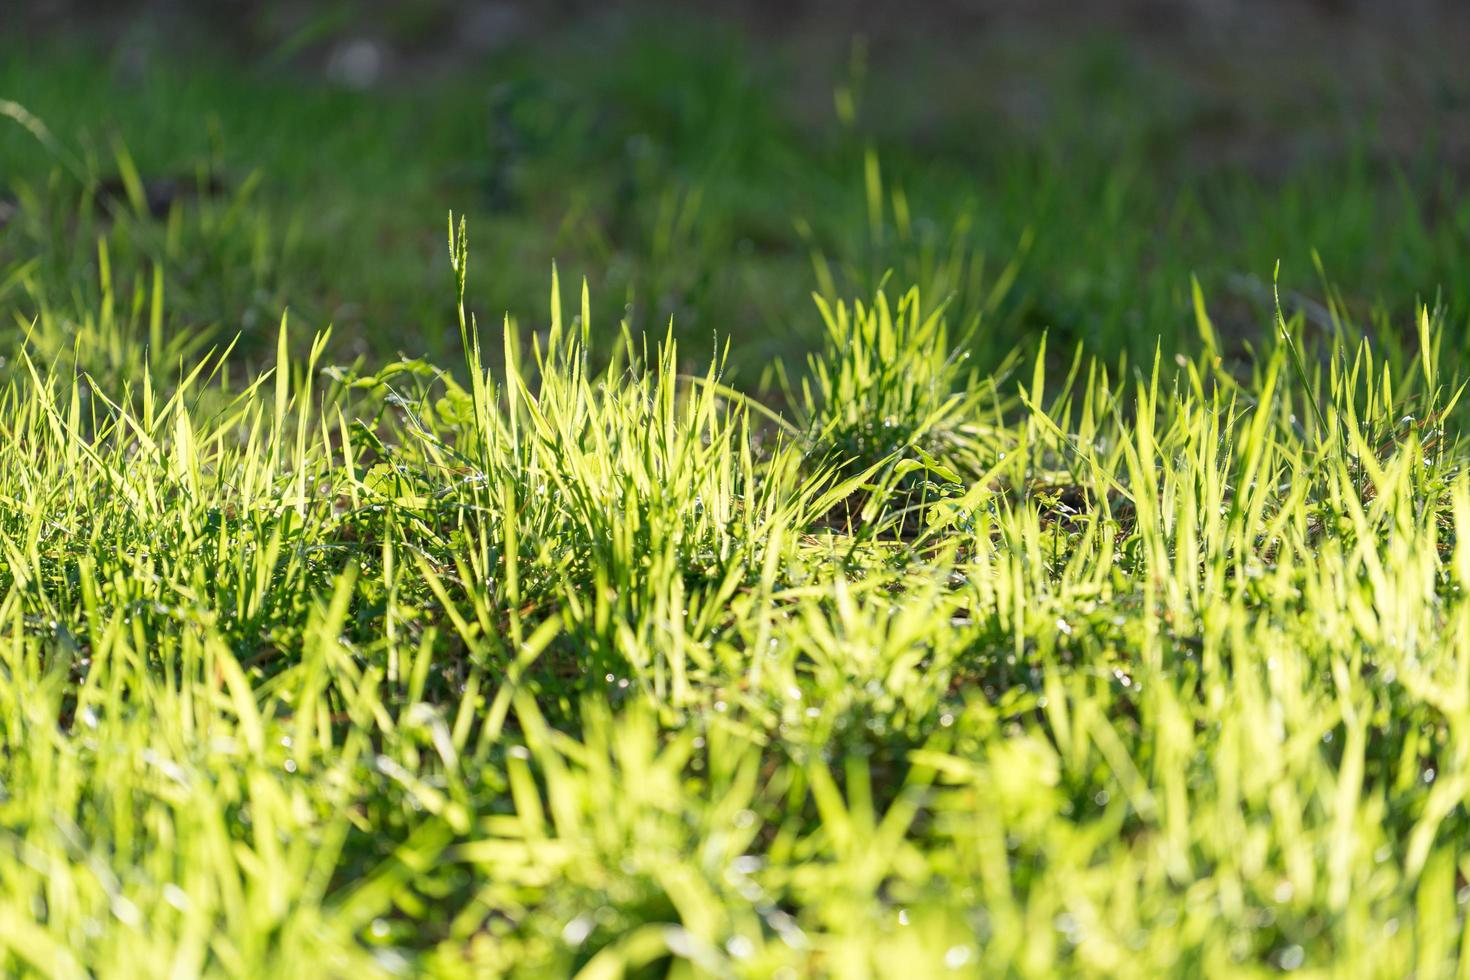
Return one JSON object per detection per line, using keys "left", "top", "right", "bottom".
{"left": 4, "top": 4, "right": 1470, "bottom": 976}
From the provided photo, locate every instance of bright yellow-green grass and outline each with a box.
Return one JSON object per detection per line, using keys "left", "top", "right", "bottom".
{"left": 1, "top": 199, "right": 1468, "bottom": 976}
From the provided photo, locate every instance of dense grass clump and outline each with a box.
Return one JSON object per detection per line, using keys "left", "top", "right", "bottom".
{"left": 1, "top": 201, "right": 1470, "bottom": 975}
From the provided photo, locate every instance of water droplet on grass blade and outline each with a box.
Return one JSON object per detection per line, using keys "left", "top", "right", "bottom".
{"left": 561, "top": 916, "right": 593, "bottom": 945}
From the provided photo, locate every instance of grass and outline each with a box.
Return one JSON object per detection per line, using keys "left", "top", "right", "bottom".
{"left": 6, "top": 11, "right": 1470, "bottom": 977}
{"left": 5, "top": 23, "right": 1469, "bottom": 373}
{"left": 3, "top": 213, "right": 1470, "bottom": 974}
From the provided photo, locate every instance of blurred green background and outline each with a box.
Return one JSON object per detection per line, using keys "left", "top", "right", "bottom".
{"left": 3, "top": 0, "right": 1469, "bottom": 381}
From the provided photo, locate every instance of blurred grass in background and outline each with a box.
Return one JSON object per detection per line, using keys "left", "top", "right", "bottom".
{"left": 4, "top": 0, "right": 1468, "bottom": 382}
